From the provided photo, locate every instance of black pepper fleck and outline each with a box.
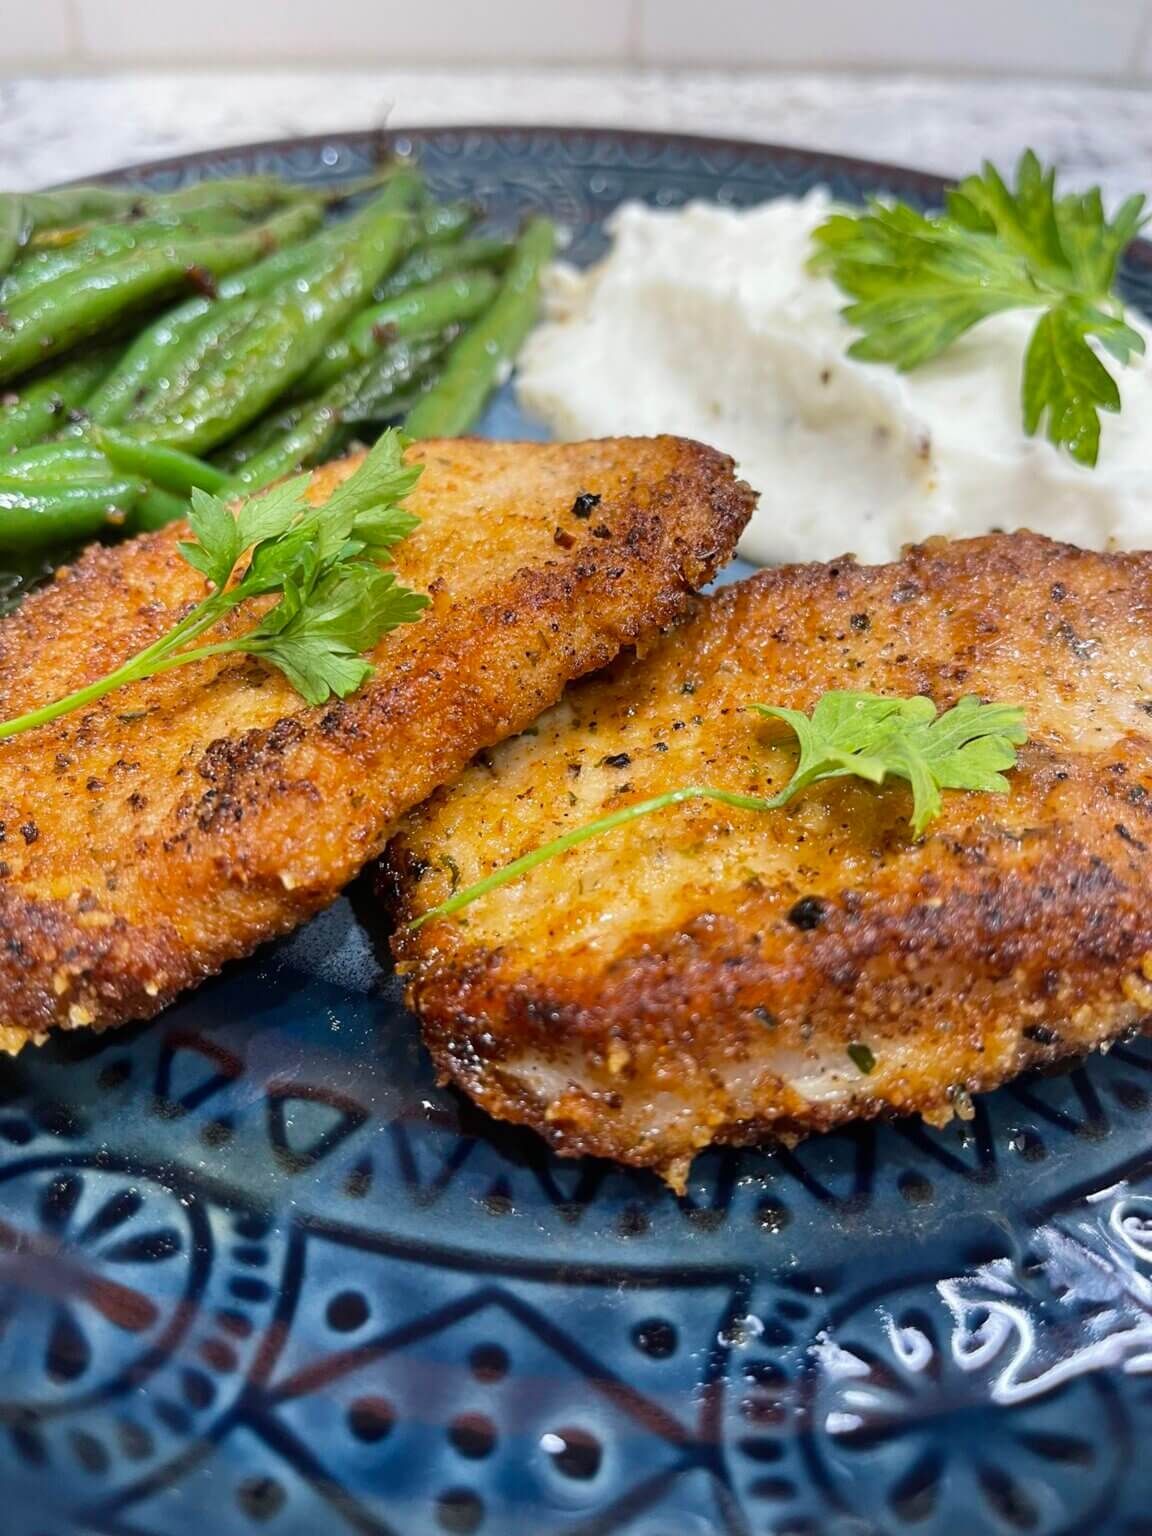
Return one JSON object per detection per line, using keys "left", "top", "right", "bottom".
{"left": 788, "top": 896, "right": 827, "bottom": 931}
{"left": 1023, "top": 1023, "right": 1061, "bottom": 1046}
{"left": 601, "top": 752, "right": 631, "bottom": 768}
{"left": 571, "top": 491, "right": 600, "bottom": 519}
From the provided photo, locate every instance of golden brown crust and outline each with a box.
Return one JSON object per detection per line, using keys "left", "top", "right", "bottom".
{"left": 0, "top": 435, "right": 752, "bottom": 1047}
{"left": 386, "top": 532, "right": 1152, "bottom": 1188}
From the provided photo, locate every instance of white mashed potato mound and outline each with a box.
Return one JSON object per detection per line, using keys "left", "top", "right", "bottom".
{"left": 517, "top": 191, "right": 1152, "bottom": 566}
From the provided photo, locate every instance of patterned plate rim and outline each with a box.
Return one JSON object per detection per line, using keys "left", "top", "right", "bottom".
{"left": 56, "top": 121, "right": 1152, "bottom": 271}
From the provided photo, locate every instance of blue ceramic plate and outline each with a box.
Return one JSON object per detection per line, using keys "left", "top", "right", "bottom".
{"left": 5, "top": 127, "right": 1152, "bottom": 1536}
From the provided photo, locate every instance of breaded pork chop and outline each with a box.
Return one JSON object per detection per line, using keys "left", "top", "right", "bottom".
{"left": 0, "top": 436, "right": 751, "bottom": 1050}
{"left": 388, "top": 532, "right": 1152, "bottom": 1189}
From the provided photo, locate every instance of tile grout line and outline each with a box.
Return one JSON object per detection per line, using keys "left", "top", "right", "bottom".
{"left": 62, "top": 0, "right": 84, "bottom": 64}
{"left": 628, "top": 0, "right": 645, "bottom": 66}
{"left": 1127, "top": 0, "right": 1152, "bottom": 77}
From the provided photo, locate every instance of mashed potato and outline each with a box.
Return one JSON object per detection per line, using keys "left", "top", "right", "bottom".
{"left": 517, "top": 191, "right": 1152, "bottom": 566}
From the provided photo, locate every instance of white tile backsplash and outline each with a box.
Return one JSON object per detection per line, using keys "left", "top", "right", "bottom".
{"left": 1, "top": 0, "right": 77, "bottom": 66}
{"left": 6, "top": 0, "right": 1152, "bottom": 78}
{"left": 73, "top": 0, "right": 637, "bottom": 65}
{"left": 638, "top": 0, "right": 1147, "bottom": 77}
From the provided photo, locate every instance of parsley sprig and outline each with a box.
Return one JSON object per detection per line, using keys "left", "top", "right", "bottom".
{"left": 0, "top": 429, "right": 427, "bottom": 741}
{"left": 413, "top": 692, "right": 1027, "bottom": 927}
{"left": 810, "top": 150, "right": 1148, "bottom": 466}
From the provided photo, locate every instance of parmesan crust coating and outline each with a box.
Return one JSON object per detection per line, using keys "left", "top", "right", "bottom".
{"left": 0, "top": 436, "right": 752, "bottom": 1048}
{"left": 388, "top": 533, "right": 1152, "bottom": 1189}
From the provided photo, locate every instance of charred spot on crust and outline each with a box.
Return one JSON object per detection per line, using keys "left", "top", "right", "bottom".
{"left": 571, "top": 492, "right": 601, "bottom": 519}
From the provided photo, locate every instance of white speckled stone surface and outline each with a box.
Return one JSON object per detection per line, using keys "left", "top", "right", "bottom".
{"left": 0, "top": 69, "right": 1150, "bottom": 197}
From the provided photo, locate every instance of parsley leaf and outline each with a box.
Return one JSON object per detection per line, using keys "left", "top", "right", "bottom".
{"left": 847, "top": 1042, "right": 876, "bottom": 1075}
{"left": 411, "top": 690, "right": 1029, "bottom": 928}
{"left": 753, "top": 692, "right": 1028, "bottom": 835}
{"left": 0, "top": 429, "right": 427, "bottom": 740}
{"left": 811, "top": 150, "right": 1148, "bottom": 466}
{"left": 247, "top": 564, "right": 429, "bottom": 706}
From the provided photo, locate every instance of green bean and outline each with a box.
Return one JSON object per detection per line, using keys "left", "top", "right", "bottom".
{"left": 123, "top": 296, "right": 266, "bottom": 423}
{"left": 210, "top": 401, "right": 307, "bottom": 473}
{"left": 227, "top": 332, "right": 449, "bottom": 492}
{"left": 93, "top": 428, "right": 227, "bottom": 495}
{"left": 125, "top": 193, "right": 416, "bottom": 453}
{"left": 2, "top": 208, "right": 250, "bottom": 303}
{"left": 0, "top": 351, "right": 112, "bottom": 452}
{"left": 84, "top": 240, "right": 325, "bottom": 427}
{"left": 0, "top": 475, "right": 146, "bottom": 550}
{"left": 20, "top": 174, "right": 312, "bottom": 232}
{"left": 294, "top": 270, "right": 498, "bottom": 397}
{"left": 87, "top": 174, "right": 422, "bottom": 431}
{"left": 222, "top": 405, "right": 344, "bottom": 491}
{"left": 340, "top": 334, "right": 452, "bottom": 425}
{"left": 416, "top": 201, "right": 477, "bottom": 245}
{"left": 0, "top": 202, "right": 322, "bottom": 385}
{"left": 17, "top": 185, "right": 149, "bottom": 228}
{"left": 374, "top": 237, "right": 511, "bottom": 300}
{"left": 82, "top": 297, "right": 216, "bottom": 426}
{"left": 406, "top": 217, "right": 555, "bottom": 438}
{"left": 130, "top": 485, "right": 190, "bottom": 533}
{"left": 0, "top": 443, "right": 113, "bottom": 481}
{"left": 0, "top": 194, "right": 30, "bottom": 279}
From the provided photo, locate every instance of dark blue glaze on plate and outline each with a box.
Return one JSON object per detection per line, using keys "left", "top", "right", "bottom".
{"left": 4, "top": 126, "right": 1152, "bottom": 1536}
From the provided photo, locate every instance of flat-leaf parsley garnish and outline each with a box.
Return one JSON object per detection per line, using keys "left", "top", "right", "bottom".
{"left": 0, "top": 429, "right": 427, "bottom": 740}
{"left": 810, "top": 150, "right": 1148, "bottom": 466}
{"left": 412, "top": 690, "right": 1028, "bottom": 927}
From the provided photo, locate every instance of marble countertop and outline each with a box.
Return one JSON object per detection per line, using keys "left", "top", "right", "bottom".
{"left": 0, "top": 68, "right": 1150, "bottom": 197}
